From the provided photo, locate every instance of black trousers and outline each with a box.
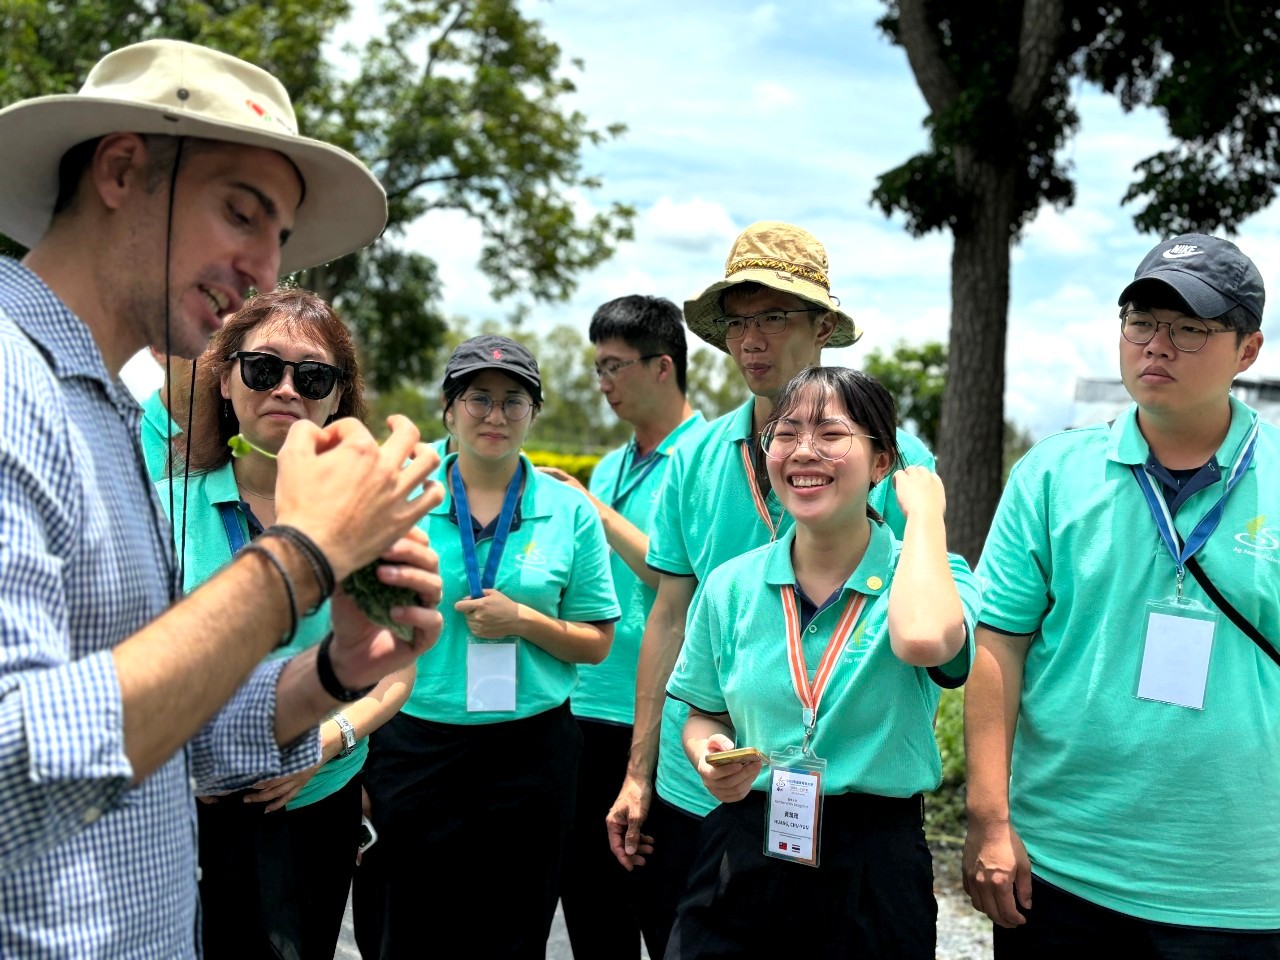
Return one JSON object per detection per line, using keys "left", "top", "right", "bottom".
{"left": 666, "top": 791, "right": 935, "bottom": 960}
{"left": 561, "top": 717, "right": 657, "bottom": 959}
{"left": 357, "top": 703, "right": 582, "bottom": 960}
{"left": 994, "top": 875, "right": 1280, "bottom": 959}
{"left": 636, "top": 794, "right": 705, "bottom": 959}
{"left": 198, "top": 774, "right": 362, "bottom": 960}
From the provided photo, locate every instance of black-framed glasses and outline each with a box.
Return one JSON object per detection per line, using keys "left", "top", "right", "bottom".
{"left": 1119, "top": 311, "right": 1236, "bottom": 353}
{"left": 594, "top": 354, "right": 663, "bottom": 381}
{"left": 229, "top": 351, "right": 347, "bottom": 401}
{"left": 761, "top": 419, "right": 875, "bottom": 462}
{"left": 462, "top": 394, "right": 534, "bottom": 421}
{"left": 712, "top": 308, "right": 821, "bottom": 340}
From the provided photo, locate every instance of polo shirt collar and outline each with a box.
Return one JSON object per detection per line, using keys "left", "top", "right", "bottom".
{"left": 723, "top": 397, "right": 757, "bottom": 444}
{"left": 1108, "top": 396, "right": 1260, "bottom": 474}
{"left": 762, "top": 521, "right": 895, "bottom": 599}
{"left": 654, "top": 411, "right": 705, "bottom": 456}
{"left": 203, "top": 460, "right": 243, "bottom": 507}
{"left": 430, "top": 452, "right": 553, "bottom": 522}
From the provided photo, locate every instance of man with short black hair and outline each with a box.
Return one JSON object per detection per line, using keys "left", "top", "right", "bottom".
{"left": 547, "top": 294, "right": 703, "bottom": 959}
{"left": 965, "top": 234, "right": 1279, "bottom": 957}
{"left": 0, "top": 40, "right": 442, "bottom": 956}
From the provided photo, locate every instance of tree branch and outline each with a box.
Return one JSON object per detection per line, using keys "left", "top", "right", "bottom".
{"left": 1008, "top": 0, "right": 1065, "bottom": 119}
{"left": 896, "top": 0, "right": 962, "bottom": 114}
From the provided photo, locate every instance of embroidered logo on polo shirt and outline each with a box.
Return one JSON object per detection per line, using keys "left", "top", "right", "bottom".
{"left": 514, "top": 539, "right": 546, "bottom": 567}
{"left": 1234, "top": 515, "right": 1279, "bottom": 561}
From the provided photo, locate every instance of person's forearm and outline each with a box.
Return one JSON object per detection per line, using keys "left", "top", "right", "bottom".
{"left": 313, "top": 663, "right": 415, "bottom": 761}
{"left": 626, "top": 577, "right": 694, "bottom": 780}
{"left": 964, "top": 628, "right": 1030, "bottom": 821}
{"left": 683, "top": 710, "right": 733, "bottom": 765}
{"left": 516, "top": 608, "right": 613, "bottom": 664}
{"left": 596, "top": 501, "right": 659, "bottom": 590}
{"left": 888, "top": 509, "right": 966, "bottom": 666}
{"left": 114, "top": 538, "right": 323, "bottom": 783}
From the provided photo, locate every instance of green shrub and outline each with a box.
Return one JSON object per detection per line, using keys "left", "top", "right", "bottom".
{"left": 927, "top": 686, "right": 967, "bottom": 847}
{"left": 525, "top": 448, "right": 601, "bottom": 485}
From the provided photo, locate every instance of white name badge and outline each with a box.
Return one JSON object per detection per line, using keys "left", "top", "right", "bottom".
{"left": 1136, "top": 600, "right": 1218, "bottom": 711}
{"left": 764, "top": 753, "right": 826, "bottom": 868}
{"left": 467, "top": 641, "right": 518, "bottom": 712}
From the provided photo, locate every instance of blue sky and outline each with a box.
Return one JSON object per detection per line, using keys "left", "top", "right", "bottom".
{"left": 121, "top": 0, "right": 1280, "bottom": 438}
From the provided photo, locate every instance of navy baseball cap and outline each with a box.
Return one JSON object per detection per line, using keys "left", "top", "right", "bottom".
{"left": 443, "top": 335, "right": 542, "bottom": 404}
{"left": 1118, "top": 233, "right": 1264, "bottom": 329}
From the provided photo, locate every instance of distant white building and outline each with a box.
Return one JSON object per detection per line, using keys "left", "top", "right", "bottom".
{"left": 1072, "top": 377, "right": 1280, "bottom": 429}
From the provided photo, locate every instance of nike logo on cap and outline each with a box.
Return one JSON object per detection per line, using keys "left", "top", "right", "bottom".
{"left": 1162, "top": 244, "right": 1203, "bottom": 259}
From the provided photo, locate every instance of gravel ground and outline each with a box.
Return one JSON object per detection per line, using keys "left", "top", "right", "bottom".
{"left": 336, "top": 847, "right": 994, "bottom": 959}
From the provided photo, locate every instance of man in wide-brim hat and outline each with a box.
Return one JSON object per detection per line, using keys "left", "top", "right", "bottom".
{"left": 606, "top": 220, "right": 942, "bottom": 956}
{"left": 0, "top": 40, "right": 444, "bottom": 957}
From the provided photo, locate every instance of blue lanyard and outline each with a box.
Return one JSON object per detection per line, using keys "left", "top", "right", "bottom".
{"left": 1130, "top": 421, "right": 1258, "bottom": 595}
{"left": 217, "top": 501, "right": 247, "bottom": 555}
{"left": 610, "top": 441, "right": 663, "bottom": 508}
{"left": 452, "top": 459, "right": 524, "bottom": 600}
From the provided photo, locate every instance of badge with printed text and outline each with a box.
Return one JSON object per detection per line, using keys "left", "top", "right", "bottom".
{"left": 1135, "top": 599, "right": 1218, "bottom": 710}
{"left": 764, "top": 750, "right": 826, "bottom": 867}
{"left": 466, "top": 640, "right": 517, "bottom": 712}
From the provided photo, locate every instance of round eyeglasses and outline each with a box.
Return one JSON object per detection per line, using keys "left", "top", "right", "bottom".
{"left": 761, "top": 420, "right": 875, "bottom": 461}
{"left": 229, "top": 351, "right": 346, "bottom": 401}
{"left": 462, "top": 394, "right": 534, "bottom": 421}
{"left": 712, "top": 308, "right": 821, "bottom": 340}
{"left": 1120, "top": 311, "right": 1236, "bottom": 353}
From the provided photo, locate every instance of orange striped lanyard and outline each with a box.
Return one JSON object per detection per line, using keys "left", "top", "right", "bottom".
{"left": 781, "top": 586, "right": 867, "bottom": 752}
{"left": 739, "top": 441, "right": 778, "bottom": 541}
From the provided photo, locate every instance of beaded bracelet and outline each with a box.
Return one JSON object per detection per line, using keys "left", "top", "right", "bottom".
{"left": 263, "top": 524, "right": 336, "bottom": 611}
{"left": 315, "top": 633, "right": 375, "bottom": 702}
{"left": 241, "top": 541, "right": 298, "bottom": 648}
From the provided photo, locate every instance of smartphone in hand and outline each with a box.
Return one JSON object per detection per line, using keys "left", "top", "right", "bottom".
{"left": 704, "top": 746, "right": 768, "bottom": 767}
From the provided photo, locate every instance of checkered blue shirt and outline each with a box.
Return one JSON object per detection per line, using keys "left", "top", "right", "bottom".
{"left": 0, "top": 259, "right": 321, "bottom": 958}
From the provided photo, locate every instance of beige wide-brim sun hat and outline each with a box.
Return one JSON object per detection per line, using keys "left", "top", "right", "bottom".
{"left": 684, "top": 220, "right": 861, "bottom": 353}
{"left": 0, "top": 39, "right": 387, "bottom": 275}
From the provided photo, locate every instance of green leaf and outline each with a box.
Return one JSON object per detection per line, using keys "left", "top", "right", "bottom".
{"left": 342, "top": 560, "right": 419, "bottom": 642}
{"left": 227, "top": 434, "right": 277, "bottom": 460}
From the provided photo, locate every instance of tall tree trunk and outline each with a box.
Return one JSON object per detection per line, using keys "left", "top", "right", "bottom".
{"left": 937, "top": 150, "right": 1016, "bottom": 565}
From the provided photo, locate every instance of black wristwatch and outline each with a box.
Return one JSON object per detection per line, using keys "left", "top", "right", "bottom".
{"left": 316, "top": 633, "right": 376, "bottom": 702}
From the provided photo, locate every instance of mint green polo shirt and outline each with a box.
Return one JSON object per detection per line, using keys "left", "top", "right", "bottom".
{"left": 572, "top": 412, "right": 706, "bottom": 726}
{"left": 158, "top": 462, "right": 360, "bottom": 810}
{"left": 403, "top": 453, "right": 621, "bottom": 724}
{"left": 647, "top": 397, "right": 936, "bottom": 815}
{"left": 139, "top": 389, "right": 180, "bottom": 482}
{"left": 977, "top": 396, "right": 1280, "bottom": 928}
{"left": 668, "top": 522, "right": 977, "bottom": 796}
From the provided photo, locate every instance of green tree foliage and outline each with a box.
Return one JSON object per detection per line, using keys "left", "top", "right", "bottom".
{"left": 873, "top": 0, "right": 1280, "bottom": 562}
{"left": 686, "top": 348, "right": 744, "bottom": 422}
{"left": 0, "top": 0, "right": 634, "bottom": 390}
{"left": 864, "top": 341, "right": 947, "bottom": 448}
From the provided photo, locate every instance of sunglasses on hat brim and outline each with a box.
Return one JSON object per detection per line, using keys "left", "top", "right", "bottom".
{"left": 229, "top": 351, "right": 347, "bottom": 401}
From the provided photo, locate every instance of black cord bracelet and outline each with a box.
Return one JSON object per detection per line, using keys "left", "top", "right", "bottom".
{"left": 315, "top": 633, "right": 376, "bottom": 702}
{"left": 263, "top": 524, "right": 336, "bottom": 611}
{"left": 242, "top": 542, "right": 298, "bottom": 649}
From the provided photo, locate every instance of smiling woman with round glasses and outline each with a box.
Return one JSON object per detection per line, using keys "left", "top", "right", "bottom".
{"left": 150, "top": 288, "right": 417, "bottom": 960}
{"left": 665, "top": 366, "right": 979, "bottom": 959}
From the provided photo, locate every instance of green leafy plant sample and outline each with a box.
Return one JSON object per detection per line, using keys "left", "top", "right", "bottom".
{"left": 228, "top": 434, "right": 419, "bottom": 640}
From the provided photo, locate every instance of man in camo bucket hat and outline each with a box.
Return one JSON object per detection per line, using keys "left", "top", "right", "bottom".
{"left": 683, "top": 220, "right": 861, "bottom": 352}
{"left": 606, "top": 220, "right": 935, "bottom": 958}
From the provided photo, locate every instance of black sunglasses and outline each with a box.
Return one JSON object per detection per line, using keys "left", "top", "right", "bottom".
{"left": 229, "top": 351, "right": 347, "bottom": 401}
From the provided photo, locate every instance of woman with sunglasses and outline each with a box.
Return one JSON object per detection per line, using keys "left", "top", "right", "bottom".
{"left": 358, "top": 334, "right": 620, "bottom": 958}
{"left": 150, "top": 288, "right": 418, "bottom": 960}
{"left": 664, "top": 366, "right": 980, "bottom": 959}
